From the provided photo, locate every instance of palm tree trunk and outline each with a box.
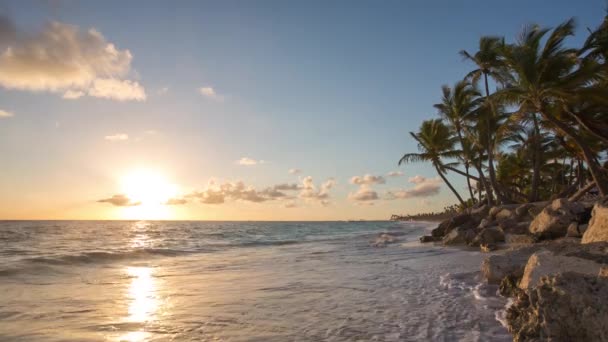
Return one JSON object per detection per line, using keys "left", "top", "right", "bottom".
{"left": 541, "top": 110, "right": 608, "bottom": 196}
{"left": 455, "top": 130, "right": 476, "bottom": 203}
{"left": 529, "top": 114, "right": 541, "bottom": 202}
{"left": 435, "top": 165, "right": 466, "bottom": 207}
{"left": 483, "top": 73, "right": 509, "bottom": 204}
{"left": 567, "top": 111, "right": 608, "bottom": 145}
{"left": 475, "top": 163, "right": 492, "bottom": 206}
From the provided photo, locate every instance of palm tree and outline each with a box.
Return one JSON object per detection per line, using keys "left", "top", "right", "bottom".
{"left": 399, "top": 119, "right": 467, "bottom": 206}
{"left": 460, "top": 36, "right": 511, "bottom": 204}
{"left": 433, "top": 80, "right": 480, "bottom": 203}
{"left": 495, "top": 19, "right": 608, "bottom": 196}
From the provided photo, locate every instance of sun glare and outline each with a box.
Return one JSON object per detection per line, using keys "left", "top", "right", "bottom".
{"left": 120, "top": 169, "right": 178, "bottom": 219}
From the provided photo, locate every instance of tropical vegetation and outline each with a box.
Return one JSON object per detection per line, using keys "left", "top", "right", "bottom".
{"left": 399, "top": 15, "right": 608, "bottom": 209}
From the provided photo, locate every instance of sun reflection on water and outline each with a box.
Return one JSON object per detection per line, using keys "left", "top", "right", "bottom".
{"left": 126, "top": 267, "right": 157, "bottom": 322}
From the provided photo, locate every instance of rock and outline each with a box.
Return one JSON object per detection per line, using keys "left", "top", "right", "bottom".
{"left": 528, "top": 205, "right": 543, "bottom": 218}
{"left": 489, "top": 206, "right": 501, "bottom": 219}
{"left": 582, "top": 197, "right": 608, "bottom": 244}
{"left": 579, "top": 224, "right": 589, "bottom": 235}
{"left": 419, "top": 235, "right": 439, "bottom": 243}
{"left": 600, "top": 267, "right": 608, "bottom": 278}
{"left": 431, "top": 213, "right": 472, "bottom": 238}
{"left": 495, "top": 208, "right": 514, "bottom": 222}
{"left": 481, "top": 245, "right": 543, "bottom": 284}
{"left": 507, "top": 272, "right": 608, "bottom": 342}
{"left": 442, "top": 226, "right": 476, "bottom": 246}
{"left": 505, "top": 234, "right": 536, "bottom": 245}
{"left": 515, "top": 203, "right": 534, "bottom": 219}
{"left": 480, "top": 243, "right": 497, "bottom": 252}
{"left": 529, "top": 198, "right": 582, "bottom": 239}
{"left": 499, "top": 274, "right": 523, "bottom": 298}
{"left": 499, "top": 220, "right": 529, "bottom": 234}
{"left": 566, "top": 222, "right": 580, "bottom": 238}
{"left": 470, "top": 227, "right": 505, "bottom": 247}
{"left": 477, "top": 218, "right": 492, "bottom": 230}
{"left": 518, "top": 251, "right": 604, "bottom": 290}
{"left": 371, "top": 233, "right": 398, "bottom": 247}
{"left": 470, "top": 204, "right": 490, "bottom": 219}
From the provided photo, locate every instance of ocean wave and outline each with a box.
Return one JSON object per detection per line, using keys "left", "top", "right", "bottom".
{"left": 26, "top": 248, "right": 195, "bottom": 266}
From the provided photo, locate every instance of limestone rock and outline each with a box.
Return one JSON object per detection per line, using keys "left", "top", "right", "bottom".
{"left": 442, "top": 226, "right": 476, "bottom": 246}
{"left": 529, "top": 198, "right": 582, "bottom": 239}
{"left": 419, "top": 235, "right": 439, "bottom": 243}
{"left": 489, "top": 206, "right": 501, "bottom": 219}
{"left": 582, "top": 197, "right": 608, "bottom": 244}
{"left": 495, "top": 208, "right": 514, "bottom": 222}
{"left": 470, "top": 227, "right": 505, "bottom": 247}
{"left": 505, "top": 234, "right": 536, "bottom": 245}
{"left": 507, "top": 272, "right": 608, "bottom": 342}
{"left": 519, "top": 251, "right": 604, "bottom": 290}
{"left": 515, "top": 203, "right": 534, "bottom": 219}
{"left": 431, "top": 213, "right": 472, "bottom": 238}
{"left": 566, "top": 222, "right": 580, "bottom": 238}
{"left": 500, "top": 220, "right": 530, "bottom": 235}
{"left": 481, "top": 245, "right": 543, "bottom": 284}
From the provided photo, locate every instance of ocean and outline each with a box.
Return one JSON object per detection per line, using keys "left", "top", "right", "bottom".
{"left": 0, "top": 220, "right": 511, "bottom": 341}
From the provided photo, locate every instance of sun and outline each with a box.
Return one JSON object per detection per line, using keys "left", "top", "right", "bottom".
{"left": 121, "top": 169, "right": 177, "bottom": 205}
{"left": 119, "top": 169, "right": 178, "bottom": 220}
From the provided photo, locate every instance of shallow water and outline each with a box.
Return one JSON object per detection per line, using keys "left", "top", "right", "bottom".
{"left": 0, "top": 221, "right": 510, "bottom": 341}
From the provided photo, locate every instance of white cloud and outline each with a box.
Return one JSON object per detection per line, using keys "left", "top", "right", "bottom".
{"left": 104, "top": 133, "right": 128, "bottom": 141}
{"left": 0, "top": 17, "right": 145, "bottom": 101}
{"left": 387, "top": 171, "right": 404, "bottom": 177}
{"left": 288, "top": 168, "right": 301, "bottom": 175}
{"left": 186, "top": 180, "right": 292, "bottom": 204}
{"left": 144, "top": 130, "right": 157, "bottom": 135}
{"left": 299, "top": 176, "right": 335, "bottom": 204}
{"left": 284, "top": 201, "right": 297, "bottom": 208}
{"left": 237, "top": 157, "right": 264, "bottom": 166}
{"left": 348, "top": 186, "right": 379, "bottom": 202}
{"left": 385, "top": 176, "right": 442, "bottom": 199}
{"left": 0, "top": 109, "right": 14, "bottom": 118}
{"left": 88, "top": 78, "right": 146, "bottom": 101}
{"left": 157, "top": 87, "right": 169, "bottom": 95}
{"left": 199, "top": 86, "right": 224, "bottom": 101}
{"left": 350, "top": 174, "right": 386, "bottom": 185}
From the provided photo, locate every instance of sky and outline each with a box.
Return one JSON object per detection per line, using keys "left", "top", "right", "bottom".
{"left": 0, "top": 0, "right": 605, "bottom": 220}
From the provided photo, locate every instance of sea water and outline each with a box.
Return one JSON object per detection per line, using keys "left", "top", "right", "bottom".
{"left": 0, "top": 221, "right": 511, "bottom": 341}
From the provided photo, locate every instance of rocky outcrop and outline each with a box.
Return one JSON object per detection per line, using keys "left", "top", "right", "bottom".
{"left": 582, "top": 197, "right": 608, "bottom": 244}
{"left": 529, "top": 198, "right": 586, "bottom": 239}
{"left": 507, "top": 272, "right": 608, "bottom": 342}
{"left": 481, "top": 245, "right": 543, "bottom": 284}
{"left": 419, "top": 235, "right": 440, "bottom": 243}
{"left": 431, "top": 213, "right": 474, "bottom": 238}
{"left": 470, "top": 227, "right": 505, "bottom": 247}
{"left": 518, "top": 251, "right": 604, "bottom": 290}
{"left": 442, "top": 226, "right": 476, "bottom": 245}
{"left": 505, "top": 234, "right": 536, "bottom": 245}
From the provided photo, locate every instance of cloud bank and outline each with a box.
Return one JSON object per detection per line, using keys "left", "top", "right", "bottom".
{"left": 385, "top": 176, "right": 442, "bottom": 199}
{"left": 350, "top": 174, "right": 386, "bottom": 185}
{"left": 0, "top": 16, "right": 145, "bottom": 101}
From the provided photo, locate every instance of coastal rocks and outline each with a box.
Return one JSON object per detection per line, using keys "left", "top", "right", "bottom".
{"left": 529, "top": 198, "right": 585, "bottom": 239}
{"left": 481, "top": 245, "right": 542, "bottom": 284}
{"left": 495, "top": 208, "right": 515, "bottom": 223}
{"left": 431, "top": 213, "right": 479, "bottom": 238}
{"left": 507, "top": 272, "right": 608, "bottom": 342}
{"left": 442, "top": 226, "right": 476, "bottom": 245}
{"left": 499, "top": 220, "right": 530, "bottom": 235}
{"left": 419, "top": 235, "right": 440, "bottom": 243}
{"left": 514, "top": 203, "right": 534, "bottom": 219}
{"left": 505, "top": 234, "right": 536, "bottom": 245}
{"left": 582, "top": 197, "right": 608, "bottom": 244}
{"left": 470, "top": 227, "right": 505, "bottom": 247}
{"left": 566, "top": 222, "right": 581, "bottom": 238}
{"left": 518, "top": 251, "right": 604, "bottom": 290}
{"left": 371, "top": 233, "right": 398, "bottom": 247}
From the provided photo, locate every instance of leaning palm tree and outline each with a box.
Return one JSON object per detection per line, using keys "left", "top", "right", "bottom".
{"left": 399, "top": 119, "right": 466, "bottom": 206}
{"left": 460, "top": 36, "right": 511, "bottom": 204}
{"left": 433, "top": 80, "right": 480, "bottom": 203}
{"left": 495, "top": 18, "right": 608, "bottom": 196}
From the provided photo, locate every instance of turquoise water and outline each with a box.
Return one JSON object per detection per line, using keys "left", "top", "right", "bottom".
{"left": 0, "top": 221, "right": 510, "bottom": 341}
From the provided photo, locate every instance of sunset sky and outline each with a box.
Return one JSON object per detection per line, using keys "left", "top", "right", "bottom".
{"left": 0, "top": 1, "right": 603, "bottom": 220}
